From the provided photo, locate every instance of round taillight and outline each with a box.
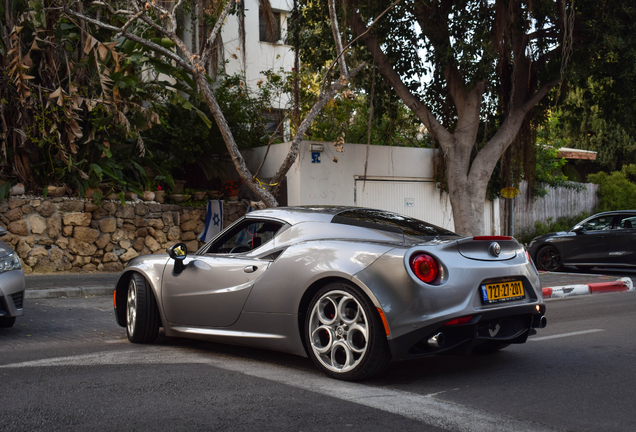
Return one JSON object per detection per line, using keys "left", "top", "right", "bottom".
{"left": 410, "top": 254, "right": 439, "bottom": 283}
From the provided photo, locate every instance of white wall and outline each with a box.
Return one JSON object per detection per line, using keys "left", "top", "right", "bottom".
{"left": 243, "top": 141, "right": 501, "bottom": 234}
{"left": 296, "top": 142, "right": 436, "bottom": 205}
{"left": 244, "top": 141, "right": 436, "bottom": 204}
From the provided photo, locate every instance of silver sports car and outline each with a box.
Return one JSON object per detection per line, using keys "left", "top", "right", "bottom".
{"left": 114, "top": 206, "right": 547, "bottom": 380}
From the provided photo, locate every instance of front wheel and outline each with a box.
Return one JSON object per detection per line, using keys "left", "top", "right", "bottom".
{"left": 536, "top": 245, "right": 563, "bottom": 272}
{"left": 126, "top": 273, "right": 160, "bottom": 343}
{"left": 305, "top": 282, "right": 390, "bottom": 381}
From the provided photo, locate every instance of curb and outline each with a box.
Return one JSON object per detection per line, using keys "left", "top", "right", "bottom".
{"left": 25, "top": 285, "right": 114, "bottom": 300}
{"left": 542, "top": 277, "right": 634, "bottom": 299}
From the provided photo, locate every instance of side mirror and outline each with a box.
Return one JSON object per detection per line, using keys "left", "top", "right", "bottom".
{"left": 168, "top": 243, "right": 187, "bottom": 275}
{"left": 0, "top": 226, "right": 7, "bottom": 237}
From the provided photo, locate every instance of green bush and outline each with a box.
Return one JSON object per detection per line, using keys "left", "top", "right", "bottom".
{"left": 588, "top": 165, "right": 636, "bottom": 211}
{"left": 516, "top": 212, "right": 590, "bottom": 245}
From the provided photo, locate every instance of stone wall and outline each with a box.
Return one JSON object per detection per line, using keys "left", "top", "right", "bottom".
{"left": 0, "top": 197, "right": 248, "bottom": 274}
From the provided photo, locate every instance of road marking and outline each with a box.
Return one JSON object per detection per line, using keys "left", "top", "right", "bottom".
{"left": 529, "top": 329, "right": 604, "bottom": 342}
{"left": 1, "top": 346, "right": 560, "bottom": 432}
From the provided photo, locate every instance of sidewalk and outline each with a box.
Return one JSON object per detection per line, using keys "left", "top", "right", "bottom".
{"left": 23, "top": 270, "right": 635, "bottom": 300}
{"left": 25, "top": 273, "right": 119, "bottom": 299}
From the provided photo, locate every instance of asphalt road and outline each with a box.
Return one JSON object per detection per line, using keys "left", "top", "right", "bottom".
{"left": 1, "top": 287, "right": 635, "bottom": 431}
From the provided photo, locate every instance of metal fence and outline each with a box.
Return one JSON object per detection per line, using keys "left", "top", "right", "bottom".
{"left": 500, "top": 181, "right": 599, "bottom": 234}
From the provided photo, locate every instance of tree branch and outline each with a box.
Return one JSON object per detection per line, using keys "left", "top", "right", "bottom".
{"left": 321, "top": 0, "right": 402, "bottom": 92}
{"left": 474, "top": 78, "right": 560, "bottom": 177}
{"left": 328, "top": 0, "right": 348, "bottom": 79}
{"left": 117, "top": 10, "right": 144, "bottom": 37}
{"left": 269, "top": 63, "right": 366, "bottom": 187}
{"left": 169, "top": 0, "right": 186, "bottom": 33}
{"left": 528, "top": 28, "right": 558, "bottom": 40}
{"left": 91, "top": 1, "right": 134, "bottom": 16}
{"left": 63, "top": 8, "right": 194, "bottom": 74}
{"left": 413, "top": 1, "right": 469, "bottom": 117}
{"left": 348, "top": 9, "right": 451, "bottom": 143}
{"left": 520, "top": 79, "right": 560, "bottom": 114}
{"left": 200, "top": 0, "right": 235, "bottom": 66}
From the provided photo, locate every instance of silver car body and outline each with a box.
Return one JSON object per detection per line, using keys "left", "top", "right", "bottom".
{"left": 0, "top": 237, "right": 25, "bottom": 324}
{"left": 114, "top": 206, "right": 545, "bottom": 360}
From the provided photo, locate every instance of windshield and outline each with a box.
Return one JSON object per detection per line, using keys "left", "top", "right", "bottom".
{"left": 332, "top": 209, "right": 458, "bottom": 237}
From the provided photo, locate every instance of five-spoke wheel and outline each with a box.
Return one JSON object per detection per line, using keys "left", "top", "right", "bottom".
{"left": 535, "top": 245, "right": 562, "bottom": 271}
{"left": 126, "top": 273, "right": 160, "bottom": 343}
{"left": 305, "top": 283, "right": 389, "bottom": 380}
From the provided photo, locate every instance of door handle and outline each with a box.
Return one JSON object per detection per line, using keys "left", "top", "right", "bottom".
{"left": 244, "top": 265, "right": 257, "bottom": 273}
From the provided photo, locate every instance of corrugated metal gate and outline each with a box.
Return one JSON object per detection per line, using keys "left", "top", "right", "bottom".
{"left": 354, "top": 178, "right": 495, "bottom": 234}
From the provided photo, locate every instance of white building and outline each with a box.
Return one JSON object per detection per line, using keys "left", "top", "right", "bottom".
{"left": 244, "top": 141, "right": 501, "bottom": 235}
{"left": 182, "top": 0, "right": 294, "bottom": 110}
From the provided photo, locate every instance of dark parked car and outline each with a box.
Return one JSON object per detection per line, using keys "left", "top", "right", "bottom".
{"left": 0, "top": 227, "right": 25, "bottom": 328}
{"left": 528, "top": 210, "right": 636, "bottom": 271}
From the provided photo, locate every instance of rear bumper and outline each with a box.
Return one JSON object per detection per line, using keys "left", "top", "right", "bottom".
{"left": 387, "top": 303, "right": 546, "bottom": 361}
{"left": 0, "top": 269, "right": 25, "bottom": 319}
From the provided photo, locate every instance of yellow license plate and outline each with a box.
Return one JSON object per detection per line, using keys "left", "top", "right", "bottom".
{"left": 481, "top": 281, "right": 525, "bottom": 304}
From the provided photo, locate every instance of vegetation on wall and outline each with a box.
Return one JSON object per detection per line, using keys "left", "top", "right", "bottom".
{"left": 143, "top": 74, "right": 272, "bottom": 188}
{"left": 0, "top": 1, "right": 279, "bottom": 199}
{"left": 0, "top": 0, "right": 167, "bottom": 198}
{"left": 588, "top": 165, "right": 636, "bottom": 212}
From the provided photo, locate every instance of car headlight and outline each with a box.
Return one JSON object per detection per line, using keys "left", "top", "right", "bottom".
{"left": 0, "top": 253, "right": 22, "bottom": 274}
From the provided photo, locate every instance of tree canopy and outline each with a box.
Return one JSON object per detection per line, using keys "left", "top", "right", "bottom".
{"left": 297, "top": 0, "right": 636, "bottom": 234}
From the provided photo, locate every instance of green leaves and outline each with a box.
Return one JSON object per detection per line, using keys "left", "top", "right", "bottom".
{"left": 588, "top": 166, "right": 636, "bottom": 212}
{"left": 90, "top": 164, "right": 103, "bottom": 181}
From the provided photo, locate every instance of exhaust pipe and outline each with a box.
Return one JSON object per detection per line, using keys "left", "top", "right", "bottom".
{"left": 427, "top": 332, "right": 445, "bottom": 348}
{"left": 539, "top": 316, "right": 547, "bottom": 328}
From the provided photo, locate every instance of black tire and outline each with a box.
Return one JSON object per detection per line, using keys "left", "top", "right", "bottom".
{"left": 126, "top": 273, "right": 160, "bottom": 343}
{"left": 472, "top": 341, "right": 510, "bottom": 355}
{"left": 304, "top": 282, "right": 390, "bottom": 381}
{"left": 535, "top": 245, "right": 563, "bottom": 272}
{"left": 0, "top": 316, "right": 16, "bottom": 328}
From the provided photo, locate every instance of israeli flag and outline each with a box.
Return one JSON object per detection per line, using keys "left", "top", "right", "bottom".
{"left": 199, "top": 200, "right": 223, "bottom": 242}
{"left": 235, "top": 204, "right": 255, "bottom": 245}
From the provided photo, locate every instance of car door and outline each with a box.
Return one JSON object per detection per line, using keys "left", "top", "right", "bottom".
{"left": 607, "top": 214, "right": 636, "bottom": 265}
{"left": 564, "top": 215, "right": 614, "bottom": 265}
{"left": 161, "top": 218, "right": 285, "bottom": 328}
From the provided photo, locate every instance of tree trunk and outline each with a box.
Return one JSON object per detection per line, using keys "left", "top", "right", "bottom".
{"left": 193, "top": 73, "right": 279, "bottom": 207}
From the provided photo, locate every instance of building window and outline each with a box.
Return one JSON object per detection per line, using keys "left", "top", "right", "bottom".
{"left": 259, "top": 7, "right": 281, "bottom": 43}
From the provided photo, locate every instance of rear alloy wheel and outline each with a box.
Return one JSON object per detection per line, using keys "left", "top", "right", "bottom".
{"left": 536, "top": 245, "right": 563, "bottom": 272}
{"left": 0, "top": 316, "right": 16, "bottom": 328}
{"left": 305, "top": 282, "right": 390, "bottom": 381}
{"left": 126, "top": 273, "right": 160, "bottom": 343}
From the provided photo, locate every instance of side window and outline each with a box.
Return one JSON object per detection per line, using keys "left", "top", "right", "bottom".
{"left": 617, "top": 216, "right": 636, "bottom": 229}
{"left": 207, "top": 219, "right": 283, "bottom": 254}
{"left": 580, "top": 216, "right": 613, "bottom": 231}
{"left": 259, "top": 7, "right": 282, "bottom": 43}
